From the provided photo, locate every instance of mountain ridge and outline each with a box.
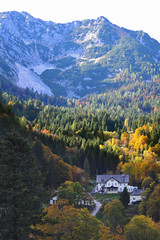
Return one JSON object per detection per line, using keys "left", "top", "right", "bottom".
{"left": 0, "top": 11, "right": 160, "bottom": 98}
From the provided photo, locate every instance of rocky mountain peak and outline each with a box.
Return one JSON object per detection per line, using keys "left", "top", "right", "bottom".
{"left": 96, "top": 16, "right": 110, "bottom": 23}
{"left": 0, "top": 11, "right": 160, "bottom": 98}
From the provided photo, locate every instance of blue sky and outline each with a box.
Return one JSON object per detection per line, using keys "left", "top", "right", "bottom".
{"left": 0, "top": 0, "right": 160, "bottom": 42}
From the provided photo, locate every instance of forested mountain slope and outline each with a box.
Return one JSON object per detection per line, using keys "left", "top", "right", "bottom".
{"left": 1, "top": 93, "right": 160, "bottom": 238}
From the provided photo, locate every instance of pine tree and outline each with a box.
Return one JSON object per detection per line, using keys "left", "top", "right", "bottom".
{"left": 120, "top": 187, "right": 130, "bottom": 208}
{"left": 83, "top": 157, "right": 90, "bottom": 176}
{"left": 0, "top": 131, "right": 44, "bottom": 240}
{"left": 48, "top": 156, "right": 55, "bottom": 188}
{"left": 33, "top": 140, "right": 46, "bottom": 172}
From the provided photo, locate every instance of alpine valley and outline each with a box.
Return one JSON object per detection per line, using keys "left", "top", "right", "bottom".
{"left": 2, "top": 10, "right": 160, "bottom": 240}
{"left": 0, "top": 11, "right": 160, "bottom": 99}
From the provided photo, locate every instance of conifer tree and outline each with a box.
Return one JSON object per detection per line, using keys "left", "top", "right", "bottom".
{"left": 0, "top": 131, "right": 44, "bottom": 240}
{"left": 120, "top": 187, "right": 130, "bottom": 208}
{"left": 83, "top": 157, "right": 90, "bottom": 176}
{"left": 48, "top": 156, "right": 55, "bottom": 188}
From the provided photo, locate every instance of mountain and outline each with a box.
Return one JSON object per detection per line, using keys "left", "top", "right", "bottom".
{"left": 0, "top": 11, "right": 160, "bottom": 98}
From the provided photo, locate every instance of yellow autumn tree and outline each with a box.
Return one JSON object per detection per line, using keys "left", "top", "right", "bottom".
{"left": 124, "top": 215, "right": 160, "bottom": 240}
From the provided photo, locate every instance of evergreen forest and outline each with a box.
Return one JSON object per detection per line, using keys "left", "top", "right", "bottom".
{"left": 1, "top": 88, "right": 160, "bottom": 239}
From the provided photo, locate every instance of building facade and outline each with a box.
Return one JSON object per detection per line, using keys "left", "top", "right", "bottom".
{"left": 129, "top": 189, "right": 144, "bottom": 204}
{"left": 96, "top": 174, "right": 137, "bottom": 194}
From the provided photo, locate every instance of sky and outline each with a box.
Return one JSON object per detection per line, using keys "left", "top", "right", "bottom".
{"left": 0, "top": 0, "right": 160, "bottom": 43}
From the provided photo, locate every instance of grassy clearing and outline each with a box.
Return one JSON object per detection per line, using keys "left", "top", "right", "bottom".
{"left": 94, "top": 193, "right": 120, "bottom": 203}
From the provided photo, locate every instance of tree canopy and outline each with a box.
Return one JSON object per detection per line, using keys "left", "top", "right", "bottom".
{"left": 103, "top": 199, "right": 125, "bottom": 233}
{"left": 57, "top": 181, "right": 83, "bottom": 205}
{"left": 31, "top": 199, "right": 124, "bottom": 240}
{"left": 0, "top": 131, "right": 44, "bottom": 240}
{"left": 120, "top": 187, "right": 130, "bottom": 208}
{"left": 124, "top": 215, "right": 160, "bottom": 240}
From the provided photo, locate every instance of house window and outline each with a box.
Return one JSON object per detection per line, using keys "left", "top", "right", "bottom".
{"left": 108, "top": 183, "right": 110, "bottom": 186}
{"left": 115, "top": 183, "right": 117, "bottom": 186}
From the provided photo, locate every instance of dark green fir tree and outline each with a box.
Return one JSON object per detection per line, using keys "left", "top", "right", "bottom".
{"left": 0, "top": 131, "right": 44, "bottom": 240}
{"left": 120, "top": 187, "right": 130, "bottom": 208}
{"left": 83, "top": 157, "right": 90, "bottom": 176}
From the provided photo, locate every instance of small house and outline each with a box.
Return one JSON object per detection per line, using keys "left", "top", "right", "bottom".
{"left": 129, "top": 189, "right": 144, "bottom": 204}
{"left": 50, "top": 196, "right": 57, "bottom": 205}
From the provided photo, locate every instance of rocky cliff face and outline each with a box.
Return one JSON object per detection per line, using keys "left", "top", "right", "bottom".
{"left": 0, "top": 11, "right": 160, "bottom": 97}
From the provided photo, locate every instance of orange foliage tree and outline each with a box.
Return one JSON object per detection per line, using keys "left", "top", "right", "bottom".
{"left": 31, "top": 200, "right": 124, "bottom": 240}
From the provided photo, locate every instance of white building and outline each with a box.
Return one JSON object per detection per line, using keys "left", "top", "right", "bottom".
{"left": 96, "top": 174, "right": 137, "bottom": 194}
{"left": 129, "top": 189, "right": 144, "bottom": 204}
{"left": 50, "top": 196, "right": 57, "bottom": 205}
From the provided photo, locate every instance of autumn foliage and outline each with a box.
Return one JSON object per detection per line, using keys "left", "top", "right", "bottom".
{"left": 33, "top": 141, "right": 88, "bottom": 188}
{"left": 117, "top": 123, "right": 160, "bottom": 185}
{"left": 31, "top": 200, "right": 124, "bottom": 240}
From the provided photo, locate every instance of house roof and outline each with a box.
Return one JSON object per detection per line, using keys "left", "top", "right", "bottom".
{"left": 96, "top": 174, "right": 129, "bottom": 183}
{"left": 130, "top": 189, "right": 143, "bottom": 196}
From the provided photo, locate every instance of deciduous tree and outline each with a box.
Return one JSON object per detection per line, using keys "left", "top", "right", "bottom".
{"left": 146, "top": 184, "right": 160, "bottom": 222}
{"left": 103, "top": 199, "right": 125, "bottom": 233}
{"left": 32, "top": 199, "right": 119, "bottom": 240}
{"left": 124, "top": 215, "right": 160, "bottom": 240}
{"left": 57, "top": 181, "right": 83, "bottom": 205}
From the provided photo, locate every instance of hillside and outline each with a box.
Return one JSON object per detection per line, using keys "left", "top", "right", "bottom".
{"left": 1, "top": 87, "right": 160, "bottom": 239}
{"left": 0, "top": 11, "right": 160, "bottom": 98}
